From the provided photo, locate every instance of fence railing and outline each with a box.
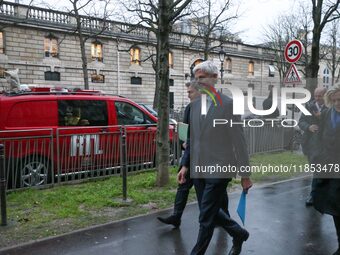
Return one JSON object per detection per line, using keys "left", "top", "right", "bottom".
{"left": 0, "top": 123, "right": 286, "bottom": 190}
{"left": 0, "top": 123, "right": 287, "bottom": 225}
{"left": 0, "top": 126, "right": 165, "bottom": 190}
{"left": 244, "top": 122, "right": 285, "bottom": 155}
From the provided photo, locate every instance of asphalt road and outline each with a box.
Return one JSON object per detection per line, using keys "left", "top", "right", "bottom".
{"left": 0, "top": 177, "right": 337, "bottom": 255}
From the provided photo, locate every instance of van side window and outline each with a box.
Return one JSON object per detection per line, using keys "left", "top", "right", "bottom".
{"left": 115, "top": 102, "right": 152, "bottom": 125}
{"left": 58, "top": 100, "right": 108, "bottom": 126}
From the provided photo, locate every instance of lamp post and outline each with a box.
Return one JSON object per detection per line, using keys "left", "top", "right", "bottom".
{"left": 219, "top": 46, "right": 226, "bottom": 84}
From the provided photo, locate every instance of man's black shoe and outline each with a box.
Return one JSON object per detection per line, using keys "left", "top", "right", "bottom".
{"left": 228, "top": 229, "right": 249, "bottom": 255}
{"left": 305, "top": 196, "right": 314, "bottom": 207}
{"left": 157, "top": 215, "right": 181, "bottom": 228}
{"left": 333, "top": 249, "right": 340, "bottom": 255}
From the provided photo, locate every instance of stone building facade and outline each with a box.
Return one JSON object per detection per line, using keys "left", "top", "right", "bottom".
{"left": 0, "top": 1, "right": 284, "bottom": 110}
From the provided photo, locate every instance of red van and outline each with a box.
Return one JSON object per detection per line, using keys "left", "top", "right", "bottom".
{"left": 0, "top": 89, "right": 173, "bottom": 188}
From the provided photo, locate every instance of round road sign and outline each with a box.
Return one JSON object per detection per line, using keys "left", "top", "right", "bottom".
{"left": 284, "top": 40, "right": 303, "bottom": 63}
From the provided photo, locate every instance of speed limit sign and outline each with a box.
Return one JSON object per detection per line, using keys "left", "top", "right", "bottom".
{"left": 284, "top": 40, "right": 303, "bottom": 63}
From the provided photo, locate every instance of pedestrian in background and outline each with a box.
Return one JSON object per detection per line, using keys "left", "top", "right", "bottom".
{"left": 314, "top": 84, "right": 340, "bottom": 255}
{"left": 298, "top": 87, "right": 327, "bottom": 206}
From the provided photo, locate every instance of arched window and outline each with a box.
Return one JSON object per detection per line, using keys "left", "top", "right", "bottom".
{"left": 224, "top": 58, "right": 232, "bottom": 73}
{"left": 130, "top": 46, "right": 141, "bottom": 65}
{"left": 91, "top": 41, "right": 103, "bottom": 62}
{"left": 193, "top": 59, "right": 203, "bottom": 66}
{"left": 323, "top": 68, "right": 330, "bottom": 85}
{"left": 248, "top": 61, "right": 254, "bottom": 76}
{"left": 44, "top": 33, "right": 58, "bottom": 58}
{"left": 190, "top": 58, "right": 204, "bottom": 78}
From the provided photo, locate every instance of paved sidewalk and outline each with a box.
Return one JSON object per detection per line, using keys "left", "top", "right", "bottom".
{"left": 0, "top": 177, "right": 337, "bottom": 255}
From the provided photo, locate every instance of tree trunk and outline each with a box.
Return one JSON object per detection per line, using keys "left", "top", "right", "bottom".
{"left": 306, "top": 27, "right": 321, "bottom": 94}
{"left": 204, "top": 37, "right": 209, "bottom": 60}
{"left": 306, "top": 1, "right": 321, "bottom": 94}
{"left": 79, "top": 33, "right": 90, "bottom": 90}
{"left": 155, "top": 0, "right": 171, "bottom": 186}
{"left": 74, "top": 3, "right": 89, "bottom": 90}
{"left": 153, "top": 39, "right": 160, "bottom": 109}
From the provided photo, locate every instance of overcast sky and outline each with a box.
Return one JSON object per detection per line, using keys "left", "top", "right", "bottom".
{"left": 14, "top": 0, "right": 309, "bottom": 45}
{"left": 234, "top": 0, "right": 303, "bottom": 44}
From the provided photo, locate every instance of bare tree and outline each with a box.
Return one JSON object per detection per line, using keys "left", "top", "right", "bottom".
{"left": 67, "top": 0, "right": 113, "bottom": 89}
{"left": 39, "top": 0, "right": 114, "bottom": 89}
{"left": 323, "top": 20, "right": 340, "bottom": 86}
{"left": 262, "top": 14, "right": 302, "bottom": 85}
{"left": 183, "top": 0, "right": 239, "bottom": 60}
{"left": 306, "top": 0, "right": 340, "bottom": 93}
{"left": 124, "top": 0, "right": 191, "bottom": 186}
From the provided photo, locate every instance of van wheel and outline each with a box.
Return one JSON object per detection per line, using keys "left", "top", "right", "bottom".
{"left": 18, "top": 156, "right": 51, "bottom": 188}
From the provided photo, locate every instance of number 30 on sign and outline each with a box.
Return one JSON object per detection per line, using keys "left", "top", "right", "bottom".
{"left": 284, "top": 39, "right": 303, "bottom": 63}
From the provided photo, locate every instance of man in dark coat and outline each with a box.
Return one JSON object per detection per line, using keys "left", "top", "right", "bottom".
{"left": 157, "top": 82, "right": 200, "bottom": 227}
{"left": 313, "top": 85, "right": 340, "bottom": 255}
{"left": 178, "top": 61, "right": 252, "bottom": 255}
{"left": 298, "top": 87, "right": 327, "bottom": 206}
{"left": 158, "top": 82, "right": 231, "bottom": 227}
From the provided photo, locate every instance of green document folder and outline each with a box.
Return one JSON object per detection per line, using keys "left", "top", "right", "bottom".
{"left": 178, "top": 122, "right": 188, "bottom": 142}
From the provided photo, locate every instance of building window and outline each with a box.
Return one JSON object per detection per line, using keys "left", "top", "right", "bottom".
{"left": 0, "top": 32, "right": 4, "bottom": 54}
{"left": 323, "top": 68, "right": 330, "bottom": 85}
{"left": 269, "top": 64, "right": 275, "bottom": 77}
{"left": 248, "top": 83, "right": 254, "bottom": 89}
{"left": 131, "top": 77, "right": 142, "bottom": 85}
{"left": 130, "top": 47, "right": 141, "bottom": 65}
{"left": 169, "top": 79, "right": 174, "bottom": 86}
{"left": 45, "top": 71, "right": 60, "bottom": 81}
{"left": 91, "top": 73, "right": 105, "bottom": 83}
{"left": 0, "top": 67, "right": 5, "bottom": 78}
{"left": 44, "top": 34, "right": 58, "bottom": 58}
{"left": 248, "top": 61, "right": 254, "bottom": 76}
{"left": 193, "top": 59, "right": 203, "bottom": 66}
{"left": 169, "top": 92, "right": 174, "bottom": 109}
{"left": 91, "top": 41, "right": 103, "bottom": 62}
{"left": 169, "top": 51, "right": 174, "bottom": 68}
{"left": 224, "top": 58, "right": 232, "bottom": 73}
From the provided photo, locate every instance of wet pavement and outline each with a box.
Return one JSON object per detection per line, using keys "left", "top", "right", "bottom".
{"left": 0, "top": 177, "right": 338, "bottom": 255}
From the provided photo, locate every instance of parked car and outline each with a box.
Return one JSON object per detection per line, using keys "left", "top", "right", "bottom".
{"left": 138, "top": 103, "right": 178, "bottom": 126}
{"left": 0, "top": 88, "right": 174, "bottom": 188}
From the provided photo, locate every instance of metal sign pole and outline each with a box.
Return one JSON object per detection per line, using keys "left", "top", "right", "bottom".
{"left": 120, "top": 127, "right": 127, "bottom": 201}
{"left": 291, "top": 83, "right": 296, "bottom": 152}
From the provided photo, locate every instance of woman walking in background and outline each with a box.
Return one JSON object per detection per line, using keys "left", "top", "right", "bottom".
{"left": 314, "top": 84, "right": 340, "bottom": 255}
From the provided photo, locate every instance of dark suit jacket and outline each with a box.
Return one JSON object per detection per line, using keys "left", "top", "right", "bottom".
{"left": 298, "top": 100, "right": 327, "bottom": 157}
{"left": 182, "top": 93, "right": 250, "bottom": 182}
{"left": 313, "top": 109, "right": 340, "bottom": 216}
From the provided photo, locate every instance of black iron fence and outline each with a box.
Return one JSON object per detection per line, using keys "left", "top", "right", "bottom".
{"left": 0, "top": 123, "right": 287, "bottom": 225}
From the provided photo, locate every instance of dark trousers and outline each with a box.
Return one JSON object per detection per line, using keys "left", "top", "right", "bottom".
{"left": 334, "top": 216, "right": 340, "bottom": 248}
{"left": 310, "top": 177, "right": 317, "bottom": 197}
{"left": 190, "top": 179, "right": 244, "bottom": 255}
{"left": 173, "top": 171, "right": 230, "bottom": 219}
{"left": 173, "top": 170, "right": 194, "bottom": 218}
